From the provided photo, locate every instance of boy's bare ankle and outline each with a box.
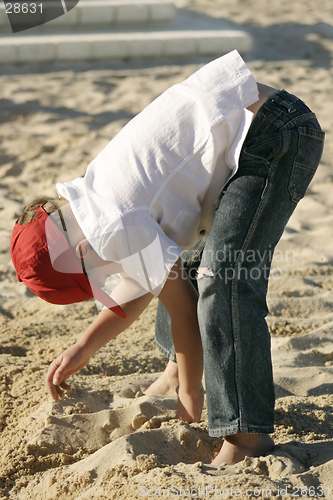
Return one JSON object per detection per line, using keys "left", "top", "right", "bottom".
{"left": 211, "top": 433, "right": 274, "bottom": 466}
{"left": 144, "top": 361, "right": 179, "bottom": 396}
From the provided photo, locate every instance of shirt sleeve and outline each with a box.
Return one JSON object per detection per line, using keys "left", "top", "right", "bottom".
{"left": 97, "top": 210, "right": 183, "bottom": 296}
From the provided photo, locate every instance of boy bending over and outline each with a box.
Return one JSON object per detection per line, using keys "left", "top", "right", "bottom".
{"left": 11, "top": 51, "right": 324, "bottom": 464}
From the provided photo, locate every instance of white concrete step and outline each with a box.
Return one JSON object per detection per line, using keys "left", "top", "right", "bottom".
{"left": 0, "top": 0, "right": 177, "bottom": 33}
{"left": 0, "top": 30, "right": 252, "bottom": 64}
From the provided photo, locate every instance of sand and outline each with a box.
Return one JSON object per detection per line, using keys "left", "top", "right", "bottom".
{"left": 1, "top": 0, "right": 333, "bottom": 498}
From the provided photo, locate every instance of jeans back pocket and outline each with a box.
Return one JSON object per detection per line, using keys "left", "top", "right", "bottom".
{"left": 288, "top": 126, "right": 325, "bottom": 203}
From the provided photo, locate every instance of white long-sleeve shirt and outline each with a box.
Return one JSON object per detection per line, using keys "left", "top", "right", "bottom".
{"left": 57, "top": 50, "right": 258, "bottom": 296}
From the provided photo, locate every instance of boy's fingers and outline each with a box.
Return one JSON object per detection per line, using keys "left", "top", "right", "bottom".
{"left": 46, "top": 380, "right": 59, "bottom": 402}
{"left": 52, "top": 360, "right": 69, "bottom": 386}
{"left": 45, "top": 357, "right": 74, "bottom": 403}
{"left": 53, "top": 374, "right": 61, "bottom": 385}
{"left": 45, "top": 364, "right": 58, "bottom": 388}
{"left": 59, "top": 380, "right": 72, "bottom": 391}
{"left": 55, "top": 385, "right": 65, "bottom": 399}
{"left": 46, "top": 380, "right": 69, "bottom": 402}
{"left": 46, "top": 359, "right": 61, "bottom": 383}
{"left": 45, "top": 359, "right": 65, "bottom": 399}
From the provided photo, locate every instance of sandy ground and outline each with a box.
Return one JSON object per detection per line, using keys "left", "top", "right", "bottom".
{"left": 1, "top": 0, "right": 333, "bottom": 498}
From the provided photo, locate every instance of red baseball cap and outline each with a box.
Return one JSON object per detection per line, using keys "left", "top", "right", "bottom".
{"left": 10, "top": 206, "right": 126, "bottom": 318}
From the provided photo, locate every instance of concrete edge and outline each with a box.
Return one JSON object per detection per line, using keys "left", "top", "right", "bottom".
{"left": 0, "top": 31, "right": 253, "bottom": 64}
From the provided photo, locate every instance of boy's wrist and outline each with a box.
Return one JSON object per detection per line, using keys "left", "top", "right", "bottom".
{"left": 75, "top": 336, "right": 98, "bottom": 358}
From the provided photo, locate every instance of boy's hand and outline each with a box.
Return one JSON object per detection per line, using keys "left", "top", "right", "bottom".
{"left": 45, "top": 343, "right": 91, "bottom": 402}
{"left": 44, "top": 293, "right": 153, "bottom": 403}
{"left": 176, "top": 385, "right": 204, "bottom": 424}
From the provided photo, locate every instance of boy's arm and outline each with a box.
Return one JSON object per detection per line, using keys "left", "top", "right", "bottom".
{"left": 45, "top": 288, "right": 153, "bottom": 401}
{"left": 46, "top": 259, "right": 204, "bottom": 423}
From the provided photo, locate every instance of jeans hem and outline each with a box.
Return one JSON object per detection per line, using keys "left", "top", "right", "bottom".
{"left": 208, "top": 425, "right": 274, "bottom": 437}
{"left": 155, "top": 339, "right": 177, "bottom": 363}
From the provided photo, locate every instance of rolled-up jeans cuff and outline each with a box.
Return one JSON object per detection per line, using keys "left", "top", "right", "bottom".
{"left": 208, "top": 424, "right": 275, "bottom": 437}
{"left": 155, "top": 338, "right": 177, "bottom": 363}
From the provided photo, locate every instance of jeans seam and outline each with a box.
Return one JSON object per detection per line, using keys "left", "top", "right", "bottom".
{"left": 155, "top": 338, "right": 176, "bottom": 363}
{"left": 281, "top": 112, "right": 316, "bottom": 129}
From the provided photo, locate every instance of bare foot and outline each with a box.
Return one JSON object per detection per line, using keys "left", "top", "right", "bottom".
{"left": 211, "top": 433, "right": 274, "bottom": 466}
{"left": 144, "top": 360, "right": 179, "bottom": 396}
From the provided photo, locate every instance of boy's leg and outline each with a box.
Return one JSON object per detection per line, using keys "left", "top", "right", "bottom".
{"left": 198, "top": 90, "right": 324, "bottom": 463}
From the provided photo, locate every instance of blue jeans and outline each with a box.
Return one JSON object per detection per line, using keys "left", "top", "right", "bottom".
{"left": 155, "top": 90, "right": 325, "bottom": 437}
